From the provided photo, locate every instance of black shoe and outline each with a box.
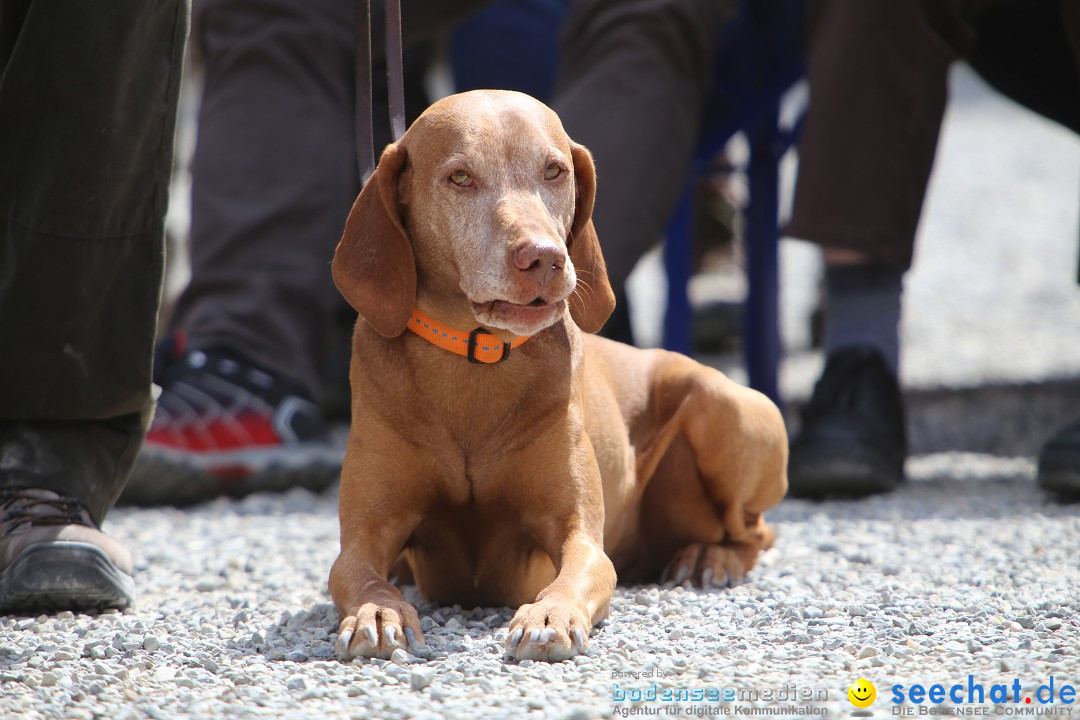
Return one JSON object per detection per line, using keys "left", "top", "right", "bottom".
{"left": 788, "top": 346, "right": 907, "bottom": 498}
{"left": 1037, "top": 420, "right": 1080, "bottom": 499}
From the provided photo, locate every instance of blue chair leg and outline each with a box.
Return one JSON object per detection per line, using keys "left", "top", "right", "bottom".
{"left": 663, "top": 179, "right": 695, "bottom": 356}
{"left": 743, "top": 100, "right": 781, "bottom": 404}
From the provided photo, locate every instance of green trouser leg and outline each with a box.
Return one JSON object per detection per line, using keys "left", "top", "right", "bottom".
{"left": 0, "top": 0, "right": 189, "bottom": 525}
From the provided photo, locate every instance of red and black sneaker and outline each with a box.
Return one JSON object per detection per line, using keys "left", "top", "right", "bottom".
{"left": 123, "top": 346, "right": 343, "bottom": 505}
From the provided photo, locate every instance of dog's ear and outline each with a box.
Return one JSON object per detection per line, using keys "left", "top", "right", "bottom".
{"left": 566, "top": 142, "right": 616, "bottom": 334}
{"left": 333, "top": 142, "right": 415, "bottom": 337}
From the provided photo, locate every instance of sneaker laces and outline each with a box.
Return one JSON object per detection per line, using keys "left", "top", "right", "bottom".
{"left": 0, "top": 489, "right": 94, "bottom": 536}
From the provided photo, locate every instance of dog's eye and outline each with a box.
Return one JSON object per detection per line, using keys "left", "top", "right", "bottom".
{"left": 544, "top": 163, "right": 563, "bottom": 180}
{"left": 449, "top": 170, "right": 472, "bottom": 187}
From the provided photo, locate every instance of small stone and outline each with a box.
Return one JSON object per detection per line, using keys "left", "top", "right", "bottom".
{"left": 390, "top": 648, "right": 414, "bottom": 665}
{"left": 803, "top": 606, "right": 824, "bottom": 619}
{"left": 410, "top": 667, "right": 437, "bottom": 691}
{"left": 90, "top": 646, "right": 107, "bottom": 660}
{"left": 858, "top": 646, "right": 878, "bottom": 659}
{"left": 347, "top": 684, "right": 367, "bottom": 697}
{"left": 286, "top": 650, "right": 308, "bottom": 663}
{"left": 41, "top": 672, "right": 58, "bottom": 687}
{"left": 668, "top": 629, "right": 683, "bottom": 641}
{"left": 847, "top": 606, "right": 869, "bottom": 617}
{"left": 153, "top": 667, "right": 177, "bottom": 682}
{"left": 142, "top": 637, "right": 161, "bottom": 652}
{"left": 53, "top": 650, "right": 78, "bottom": 662}
{"left": 1016, "top": 617, "right": 1036, "bottom": 629}
{"left": 195, "top": 579, "right": 223, "bottom": 592}
{"left": 286, "top": 675, "right": 306, "bottom": 691}
{"left": 420, "top": 617, "right": 436, "bottom": 632}
{"left": 250, "top": 631, "right": 265, "bottom": 646}
{"left": 1045, "top": 619, "right": 1063, "bottom": 631}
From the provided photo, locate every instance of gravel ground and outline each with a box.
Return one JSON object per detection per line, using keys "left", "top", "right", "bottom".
{"left": 2, "top": 453, "right": 1077, "bottom": 720}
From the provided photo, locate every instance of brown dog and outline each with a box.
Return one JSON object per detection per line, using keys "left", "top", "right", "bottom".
{"left": 329, "top": 90, "right": 787, "bottom": 662}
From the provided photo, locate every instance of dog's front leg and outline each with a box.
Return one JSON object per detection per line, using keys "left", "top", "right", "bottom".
{"left": 331, "top": 540, "right": 424, "bottom": 661}
{"left": 506, "top": 456, "right": 615, "bottom": 662}
{"left": 330, "top": 449, "right": 425, "bottom": 661}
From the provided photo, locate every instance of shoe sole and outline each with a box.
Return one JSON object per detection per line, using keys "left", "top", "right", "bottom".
{"left": 0, "top": 541, "right": 134, "bottom": 614}
{"left": 122, "top": 444, "right": 344, "bottom": 506}
{"left": 788, "top": 442, "right": 903, "bottom": 499}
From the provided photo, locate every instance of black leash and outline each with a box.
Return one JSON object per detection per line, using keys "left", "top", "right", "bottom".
{"left": 356, "top": 0, "right": 407, "bottom": 182}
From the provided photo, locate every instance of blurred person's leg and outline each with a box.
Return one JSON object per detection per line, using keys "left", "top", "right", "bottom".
{"left": 1034, "top": 0, "right": 1080, "bottom": 498}
{"left": 130, "top": 0, "right": 494, "bottom": 506}
{"left": 552, "top": 0, "right": 735, "bottom": 343}
{"left": 130, "top": 0, "right": 360, "bottom": 504}
{"left": 0, "top": 0, "right": 188, "bottom": 611}
{"left": 790, "top": 0, "right": 1080, "bottom": 499}
{"left": 785, "top": 0, "right": 956, "bottom": 498}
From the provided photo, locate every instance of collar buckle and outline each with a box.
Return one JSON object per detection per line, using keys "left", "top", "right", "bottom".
{"left": 467, "top": 327, "right": 512, "bottom": 364}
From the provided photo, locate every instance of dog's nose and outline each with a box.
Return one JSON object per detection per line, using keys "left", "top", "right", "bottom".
{"left": 513, "top": 240, "right": 566, "bottom": 285}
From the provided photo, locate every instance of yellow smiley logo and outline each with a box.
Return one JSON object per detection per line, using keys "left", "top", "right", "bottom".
{"left": 848, "top": 678, "right": 877, "bottom": 708}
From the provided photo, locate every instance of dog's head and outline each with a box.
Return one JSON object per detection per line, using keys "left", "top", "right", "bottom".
{"left": 332, "top": 90, "right": 615, "bottom": 338}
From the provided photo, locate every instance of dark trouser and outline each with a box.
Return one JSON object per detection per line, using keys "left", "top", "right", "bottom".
{"left": 552, "top": 0, "right": 735, "bottom": 297}
{"left": 788, "top": 0, "right": 1080, "bottom": 271}
{"left": 0, "top": 0, "right": 189, "bottom": 525}
{"left": 170, "top": 0, "right": 491, "bottom": 403}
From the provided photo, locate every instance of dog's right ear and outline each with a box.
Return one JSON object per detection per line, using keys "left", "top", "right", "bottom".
{"left": 332, "top": 142, "right": 415, "bottom": 337}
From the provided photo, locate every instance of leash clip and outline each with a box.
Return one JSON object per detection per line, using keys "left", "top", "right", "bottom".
{"left": 467, "top": 327, "right": 512, "bottom": 364}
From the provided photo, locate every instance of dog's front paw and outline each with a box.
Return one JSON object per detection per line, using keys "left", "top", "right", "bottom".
{"left": 664, "top": 541, "right": 758, "bottom": 589}
{"left": 338, "top": 599, "right": 425, "bottom": 660}
{"left": 505, "top": 599, "right": 590, "bottom": 662}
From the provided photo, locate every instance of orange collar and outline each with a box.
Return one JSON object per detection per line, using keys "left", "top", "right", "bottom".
{"left": 406, "top": 308, "right": 530, "bottom": 364}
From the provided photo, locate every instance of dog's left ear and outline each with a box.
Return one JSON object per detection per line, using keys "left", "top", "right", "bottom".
{"left": 567, "top": 142, "right": 616, "bottom": 334}
{"left": 332, "top": 142, "right": 415, "bottom": 337}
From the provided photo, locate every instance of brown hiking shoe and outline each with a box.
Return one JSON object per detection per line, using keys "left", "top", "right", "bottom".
{"left": 0, "top": 489, "right": 134, "bottom": 614}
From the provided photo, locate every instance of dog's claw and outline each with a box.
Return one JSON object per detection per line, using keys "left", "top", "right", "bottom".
{"left": 385, "top": 625, "right": 397, "bottom": 646}
{"left": 363, "top": 625, "right": 378, "bottom": 647}
{"left": 404, "top": 627, "right": 421, "bottom": 651}
{"left": 571, "top": 628, "right": 585, "bottom": 651}
{"left": 673, "top": 563, "right": 691, "bottom": 586}
{"left": 528, "top": 628, "right": 541, "bottom": 644}
{"left": 539, "top": 627, "right": 557, "bottom": 644}
{"left": 337, "top": 629, "right": 354, "bottom": 657}
{"left": 509, "top": 628, "right": 524, "bottom": 649}
{"left": 701, "top": 567, "right": 714, "bottom": 588}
